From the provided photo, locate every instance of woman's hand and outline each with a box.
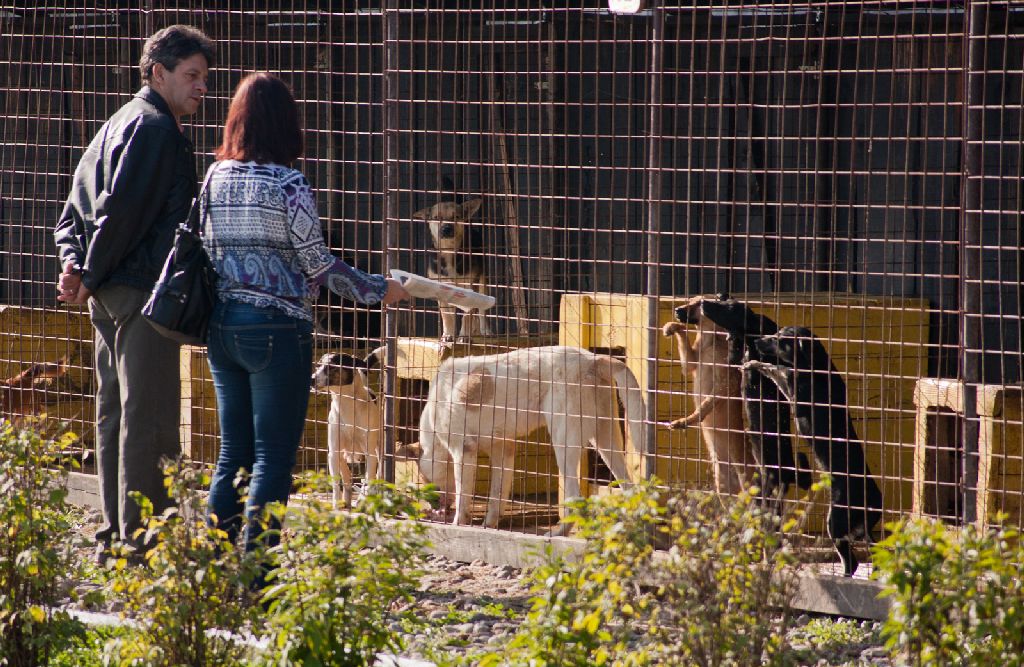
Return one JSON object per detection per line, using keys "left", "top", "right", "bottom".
{"left": 381, "top": 278, "right": 412, "bottom": 306}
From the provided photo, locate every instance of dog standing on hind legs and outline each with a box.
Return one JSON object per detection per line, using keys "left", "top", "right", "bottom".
{"left": 745, "top": 326, "right": 884, "bottom": 576}
{"left": 311, "top": 352, "right": 382, "bottom": 509}
{"left": 696, "top": 296, "right": 813, "bottom": 502}
{"left": 411, "top": 197, "right": 491, "bottom": 342}
{"left": 661, "top": 296, "right": 757, "bottom": 495}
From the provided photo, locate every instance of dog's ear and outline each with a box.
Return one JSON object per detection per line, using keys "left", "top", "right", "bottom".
{"left": 459, "top": 198, "right": 483, "bottom": 221}
{"left": 364, "top": 345, "right": 386, "bottom": 369}
{"left": 411, "top": 203, "right": 436, "bottom": 220}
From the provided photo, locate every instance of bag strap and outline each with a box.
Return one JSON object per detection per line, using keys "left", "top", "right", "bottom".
{"left": 185, "top": 163, "right": 219, "bottom": 234}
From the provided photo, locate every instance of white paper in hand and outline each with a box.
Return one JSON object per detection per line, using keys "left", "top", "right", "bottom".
{"left": 390, "top": 269, "right": 495, "bottom": 312}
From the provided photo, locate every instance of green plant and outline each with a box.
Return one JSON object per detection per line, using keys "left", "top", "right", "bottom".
{"left": 257, "top": 475, "right": 433, "bottom": 667}
{"left": 479, "top": 480, "right": 801, "bottom": 667}
{"left": 644, "top": 486, "right": 799, "bottom": 667}
{"left": 873, "top": 517, "right": 1024, "bottom": 666}
{"left": 0, "top": 420, "right": 85, "bottom": 667}
{"left": 103, "top": 457, "right": 261, "bottom": 667}
{"left": 789, "top": 617, "right": 872, "bottom": 655}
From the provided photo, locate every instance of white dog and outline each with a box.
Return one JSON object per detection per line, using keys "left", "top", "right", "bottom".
{"left": 417, "top": 346, "right": 644, "bottom": 534}
{"left": 311, "top": 352, "right": 383, "bottom": 508}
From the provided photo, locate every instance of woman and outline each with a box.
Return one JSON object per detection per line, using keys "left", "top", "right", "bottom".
{"left": 201, "top": 72, "right": 409, "bottom": 553}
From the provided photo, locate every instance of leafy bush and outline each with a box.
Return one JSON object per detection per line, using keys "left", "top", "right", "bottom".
{"left": 480, "top": 481, "right": 800, "bottom": 667}
{"left": 103, "top": 458, "right": 261, "bottom": 666}
{"left": 257, "top": 475, "right": 433, "bottom": 667}
{"left": 873, "top": 516, "right": 1024, "bottom": 666}
{"left": 0, "top": 420, "right": 85, "bottom": 667}
{"left": 646, "top": 487, "right": 800, "bottom": 666}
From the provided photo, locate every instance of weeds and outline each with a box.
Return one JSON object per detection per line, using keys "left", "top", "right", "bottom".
{"left": 0, "top": 420, "right": 85, "bottom": 667}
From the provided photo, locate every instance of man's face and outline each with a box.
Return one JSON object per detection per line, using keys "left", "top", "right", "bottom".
{"left": 151, "top": 52, "right": 209, "bottom": 120}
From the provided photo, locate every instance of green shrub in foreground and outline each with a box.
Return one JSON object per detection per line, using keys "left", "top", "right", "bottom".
{"left": 480, "top": 481, "right": 800, "bottom": 667}
{"left": 0, "top": 420, "right": 84, "bottom": 667}
{"left": 257, "top": 475, "right": 433, "bottom": 667}
{"left": 103, "top": 458, "right": 262, "bottom": 667}
{"left": 873, "top": 516, "right": 1024, "bottom": 667}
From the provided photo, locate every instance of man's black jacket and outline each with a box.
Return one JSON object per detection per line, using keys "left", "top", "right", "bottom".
{"left": 54, "top": 86, "right": 197, "bottom": 293}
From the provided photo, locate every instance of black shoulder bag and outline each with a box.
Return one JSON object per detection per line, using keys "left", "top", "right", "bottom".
{"left": 142, "top": 166, "right": 219, "bottom": 346}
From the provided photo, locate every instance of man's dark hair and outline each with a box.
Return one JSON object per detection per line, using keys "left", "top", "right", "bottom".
{"left": 216, "top": 72, "right": 303, "bottom": 165}
{"left": 139, "top": 25, "right": 215, "bottom": 84}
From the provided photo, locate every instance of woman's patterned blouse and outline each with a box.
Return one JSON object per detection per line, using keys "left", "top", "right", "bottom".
{"left": 201, "top": 161, "right": 387, "bottom": 321}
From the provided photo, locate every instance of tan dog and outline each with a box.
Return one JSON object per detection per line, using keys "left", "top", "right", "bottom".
{"left": 417, "top": 346, "right": 643, "bottom": 535}
{"left": 411, "top": 198, "right": 490, "bottom": 341}
{"left": 662, "top": 296, "right": 755, "bottom": 494}
{"left": 1, "top": 358, "right": 68, "bottom": 423}
{"left": 311, "top": 352, "right": 383, "bottom": 508}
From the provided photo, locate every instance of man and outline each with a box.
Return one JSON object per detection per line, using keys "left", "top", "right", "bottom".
{"left": 54, "top": 25, "right": 215, "bottom": 563}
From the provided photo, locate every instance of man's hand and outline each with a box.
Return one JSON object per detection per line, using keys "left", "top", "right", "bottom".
{"left": 381, "top": 278, "right": 412, "bottom": 306}
{"left": 56, "top": 260, "right": 92, "bottom": 305}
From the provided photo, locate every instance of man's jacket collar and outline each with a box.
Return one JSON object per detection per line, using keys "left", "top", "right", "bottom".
{"left": 135, "top": 85, "right": 174, "bottom": 119}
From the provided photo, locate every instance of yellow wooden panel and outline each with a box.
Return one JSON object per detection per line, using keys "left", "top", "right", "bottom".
{"left": 978, "top": 387, "right": 1024, "bottom": 527}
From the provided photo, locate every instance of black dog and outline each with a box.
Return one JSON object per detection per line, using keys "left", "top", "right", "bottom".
{"left": 745, "top": 326, "right": 883, "bottom": 576}
{"left": 697, "top": 297, "right": 812, "bottom": 500}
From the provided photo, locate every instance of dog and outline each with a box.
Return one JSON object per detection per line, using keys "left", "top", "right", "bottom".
{"left": 311, "top": 352, "right": 383, "bottom": 509}
{"left": 411, "top": 198, "right": 491, "bottom": 342}
{"left": 416, "top": 346, "right": 642, "bottom": 535}
{"left": 697, "top": 297, "right": 812, "bottom": 500}
{"left": 744, "top": 326, "right": 884, "bottom": 576}
{"left": 662, "top": 296, "right": 757, "bottom": 495}
{"left": 1, "top": 358, "right": 68, "bottom": 422}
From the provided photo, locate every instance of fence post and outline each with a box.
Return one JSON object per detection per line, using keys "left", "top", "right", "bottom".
{"left": 382, "top": 2, "right": 399, "bottom": 484}
{"left": 960, "top": 0, "right": 988, "bottom": 525}
{"left": 644, "top": 3, "right": 665, "bottom": 480}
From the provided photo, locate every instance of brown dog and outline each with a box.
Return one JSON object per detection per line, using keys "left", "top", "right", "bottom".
{"left": 1, "top": 358, "right": 68, "bottom": 422}
{"left": 662, "top": 296, "right": 756, "bottom": 495}
{"left": 411, "top": 198, "right": 490, "bottom": 342}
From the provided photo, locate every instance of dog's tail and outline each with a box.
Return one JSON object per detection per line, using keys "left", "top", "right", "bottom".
{"left": 606, "top": 358, "right": 648, "bottom": 461}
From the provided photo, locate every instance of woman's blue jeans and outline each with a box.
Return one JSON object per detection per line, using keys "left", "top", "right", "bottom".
{"left": 206, "top": 299, "right": 313, "bottom": 553}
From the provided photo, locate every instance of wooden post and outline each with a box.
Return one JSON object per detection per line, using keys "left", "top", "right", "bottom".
{"left": 487, "top": 67, "right": 529, "bottom": 334}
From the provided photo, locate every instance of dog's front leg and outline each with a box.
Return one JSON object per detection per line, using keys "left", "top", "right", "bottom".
{"left": 470, "top": 284, "right": 492, "bottom": 337}
{"left": 327, "top": 420, "right": 345, "bottom": 508}
{"left": 742, "top": 360, "right": 794, "bottom": 402}
{"left": 483, "top": 440, "right": 515, "bottom": 528}
{"left": 440, "top": 302, "right": 458, "bottom": 342}
{"left": 666, "top": 394, "right": 722, "bottom": 429}
{"left": 450, "top": 437, "right": 478, "bottom": 526}
{"left": 662, "top": 321, "right": 698, "bottom": 376}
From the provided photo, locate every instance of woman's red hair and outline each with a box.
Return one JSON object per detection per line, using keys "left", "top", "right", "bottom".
{"left": 216, "top": 72, "right": 303, "bottom": 164}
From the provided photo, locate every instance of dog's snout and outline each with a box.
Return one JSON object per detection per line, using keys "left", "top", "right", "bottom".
{"left": 674, "top": 304, "right": 700, "bottom": 325}
{"left": 439, "top": 223, "right": 457, "bottom": 238}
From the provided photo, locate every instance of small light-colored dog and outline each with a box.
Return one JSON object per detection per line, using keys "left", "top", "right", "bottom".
{"left": 662, "top": 296, "right": 756, "bottom": 495}
{"left": 416, "top": 345, "right": 643, "bottom": 534}
{"left": 411, "top": 198, "right": 491, "bottom": 342}
{"left": 311, "top": 352, "right": 382, "bottom": 508}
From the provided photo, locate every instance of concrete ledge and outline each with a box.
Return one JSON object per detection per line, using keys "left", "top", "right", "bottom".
{"left": 64, "top": 471, "right": 888, "bottom": 620}
{"left": 67, "top": 471, "right": 101, "bottom": 508}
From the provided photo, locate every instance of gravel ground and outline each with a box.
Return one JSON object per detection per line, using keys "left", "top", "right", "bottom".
{"left": 66, "top": 506, "right": 896, "bottom": 666}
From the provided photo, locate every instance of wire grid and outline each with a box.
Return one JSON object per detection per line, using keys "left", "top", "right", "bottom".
{"left": 1, "top": 2, "right": 1022, "bottom": 574}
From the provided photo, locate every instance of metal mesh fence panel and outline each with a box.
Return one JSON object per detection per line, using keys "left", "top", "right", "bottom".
{"left": 2, "top": 2, "right": 1022, "bottom": 580}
